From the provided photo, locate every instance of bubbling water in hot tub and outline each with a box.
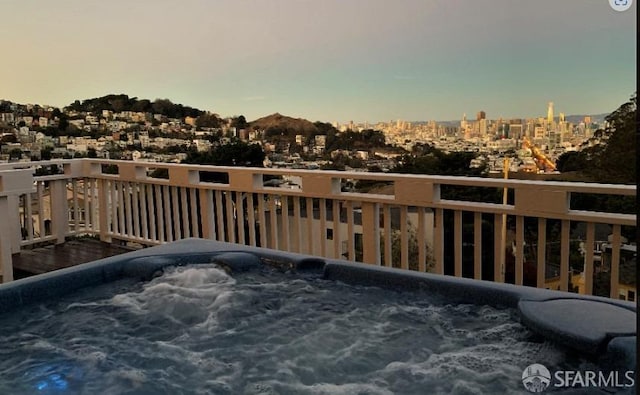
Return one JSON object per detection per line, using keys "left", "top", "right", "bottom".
{"left": 0, "top": 264, "right": 602, "bottom": 394}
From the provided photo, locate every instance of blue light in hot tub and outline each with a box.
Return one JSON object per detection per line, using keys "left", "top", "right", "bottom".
{"left": 35, "top": 373, "right": 68, "bottom": 391}
{"left": 36, "top": 374, "right": 69, "bottom": 391}
{"left": 27, "top": 363, "right": 81, "bottom": 392}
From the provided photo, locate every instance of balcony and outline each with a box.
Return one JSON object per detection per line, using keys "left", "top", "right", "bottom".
{"left": 0, "top": 159, "right": 635, "bottom": 299}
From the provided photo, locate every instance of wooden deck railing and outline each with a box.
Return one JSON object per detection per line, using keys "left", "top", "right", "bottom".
{"left": 0, "top": 159, "right": 635, "bottom": 299}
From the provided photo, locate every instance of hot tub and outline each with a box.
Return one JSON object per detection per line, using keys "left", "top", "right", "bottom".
{"left": 0, "top": 238, "right": 635, "bottom": 394}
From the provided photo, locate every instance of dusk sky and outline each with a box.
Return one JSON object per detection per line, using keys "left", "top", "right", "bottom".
{"left": 1, "top": 0, "right": 636, "bottom": 123}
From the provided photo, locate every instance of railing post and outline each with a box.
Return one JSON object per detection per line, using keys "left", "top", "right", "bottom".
{"left": 0, "top": 196, "right": 14, "bottom": 282}
{"left": 361, "top": 202, "right": 381, "bottom": 265}
{"left": 49, "top": 179, "right": 69, "bottom": 244}
{"left": 0, "top": 167, "right": 34, "bottom": 282}
{"left": 7, "top": 195, "right": 21, "bottom": 254}
{"left": 199, "top": 189, "right": 215, "bottom": 240}
{"left": 97, "top": 179, "right": 112, "bottom": 243}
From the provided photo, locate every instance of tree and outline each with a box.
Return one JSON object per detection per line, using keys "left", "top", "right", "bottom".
{"left": 556, "top": 151, "right": 588, "bottom": 173}
{"left": 41, "top": 147, "right": 53, "bottom": 160}
{"left": 183, "top": 140, "right": 265, "bottom": 183}
{"left": 394, "top": 150, "right": 484, "bottom": 177}
{"left": 559, "top": 93, "right": 636, "bottom": 184}
{"left": 57, "top": 114, "right": 69, "bottom": 131}
{"left": 9, "top": 148, "right": 23, "bottom": 160}
{"left": 592, "top": 93, "right": 636, "bottom": 184}
{"left": 0, "top": 134, "right": 17, "bottom": 144}
{"left": 196, "top": 113, "right": 221, "bottom": 129}
{"left": 231, "top": 115, "right": 247, "bottom": 130}
{"left": 184, "top": 139, "right": 265, "bottom": 167}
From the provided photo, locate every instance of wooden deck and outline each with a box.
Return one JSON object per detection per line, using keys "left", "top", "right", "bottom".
{"left": 12, "top": 239, "right": 136, "bottom": 280}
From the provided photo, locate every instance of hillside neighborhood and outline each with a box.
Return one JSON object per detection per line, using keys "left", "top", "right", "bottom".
{"left": 0, "top": 95, "right": 612, "bottom": 177}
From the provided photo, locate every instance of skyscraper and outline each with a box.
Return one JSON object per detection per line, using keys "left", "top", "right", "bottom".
{"left": 547, "top": 102, "right": 554, "bottom": 125}
{"left": 476, "top": 111, "right": 486, "bottom": 121}
{"left": 479, "top": 118, "right": 487, "bottom": 136}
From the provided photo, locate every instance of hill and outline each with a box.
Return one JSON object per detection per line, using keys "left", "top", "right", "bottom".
{"left": 249, "top": 113, "right": 318, "bottom": 137}
{"left": 564, "top": 113, "right": 608, "bottom": 124}
{"left": 65, "top": 94, "right": 204, "bottom": 119}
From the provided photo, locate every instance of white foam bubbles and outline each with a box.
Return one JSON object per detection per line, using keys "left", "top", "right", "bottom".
{"left": 108, "top": 265, "right": 241, "bottom": 326}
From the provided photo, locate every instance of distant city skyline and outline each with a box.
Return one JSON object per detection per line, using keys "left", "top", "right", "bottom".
{"left": 0, "top": 0, "right": 635, "bottom": 123}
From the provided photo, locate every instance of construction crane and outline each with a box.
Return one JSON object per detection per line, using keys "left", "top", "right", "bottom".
{"left": 521, "top": 137, "right": 556, "bottom": 172}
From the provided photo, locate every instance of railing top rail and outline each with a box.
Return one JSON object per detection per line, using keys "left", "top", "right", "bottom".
{"left": 0, "top": 159, "right": 635, "bottom": 197}
{"left": 76, "top": 159, "right": 636, "bottom": 196}
{"left": 0, "top": 159, "right": 74, "bottom": 171}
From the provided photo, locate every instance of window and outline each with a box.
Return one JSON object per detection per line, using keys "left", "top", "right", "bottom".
{"left": 628, "top": 291, "right": 635, "bottom": 302}
{"left": 326, "top": 229, "right": 333, "bottom": 240}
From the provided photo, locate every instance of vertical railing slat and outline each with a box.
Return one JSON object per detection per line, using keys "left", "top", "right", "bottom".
{"left": 124, "top": 182, "right": 133, "bottom": 238}
{"left": 433, "top": 208, "right": 444, "bottom": 275}
{"left": 417, "top": 207, "right": 426, "bottom": 272}
{"left": 83, "top": 178, "right": 90, "bottom": 232}
{"left": 117, "top": 182, "right": 125, "bottom": 236}
{"left": 215, "top": 190, "right": 225, "bottom": 242}
{"left": 560, "top": 219, "right": 570, "bottom": 292}
{"left": 236, "top": 192, "right": 245, "bottom": 244}
{"left": 37, "top": 182, "right": 45, "bottom": 237}
{"left": 346, "top": 200, "right": 355, "bottom": 261}
{"left": 453, "top": 210, "right": 462, "bottom": 277}
{"left": 154, "top": 184, "right": 164, "bottom": 242}
{"left": 400, "top": 205, "right": 409, "bottom": 270}
{"left": 383, "top": 204, "right": 392, "bottom": 267}
{"left": 163, "top": 185, "right": 172, "bottom": 242}
{"left": 332, "top": 199, "right": 341, "bottom": 259}
{"left": 473, "top": 212, "right": 482, "bottom": 280}
{"left": 306, "top": 198, "right": 314, "bottom": 255}
{"left": 140, "top": 183, "right": 148, "bottom": 240}
{"left": 109, "top": 180, "right": 115, "bottom": 235}
{"left": 493, "top": 213, "right": 504, "bottom": 282}
{"left": 146, "top": 184, "right": 156, "bottom": 241}
{"left": 180, "top": 187, "right": 190, "bottom": 238}
{"left": 247, "top": 193, "right": 256, "bottom": 246}
{"left": 609, "top": 224, "right": 622, "bottom": 299}
{"left": 280, "top": 195, "right": 289, "bottom": 251}
{"left": 171, "top": 187, "right": 181, "bottom": 240}
{"left": 72, "top": 179, "right": 80, "bottom": 233}
{"left": 515, "top": 215, "right": 524, "bottom": 286}
{"left": 319, "top": 199, "right": 327, "bottom": 257}
{"left": 257, "top": 194, "right": 267, "bottom": 248}
{"left": 132, "top": 183, "right": 140, "bottom": 239}
{"left": 269, "top": 196, "right": 278, "bottom": 249}
{"left": 190, "top": 188, "right": 200, "bottom": 238}
{"left": 292, "top": 196, "right": 302, "bottom": 253}
{"left": 584, "top": 222, "right": 595, "bottom": 296}
{"left": 225, "top": 192, "right": 236, "bottom": 243}
{"left": 536, "top": 218, "right": 546, "bottom": 289}
{"left": 90, "top": 179, "right": 97, "bottom": 233}
{"left": 25, "top": 193, "right": 34, "bottom": 241}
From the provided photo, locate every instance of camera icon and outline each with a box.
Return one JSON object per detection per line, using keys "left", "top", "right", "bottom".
{"left": 609, "top": 0, "right": 633, "bottom": 11}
